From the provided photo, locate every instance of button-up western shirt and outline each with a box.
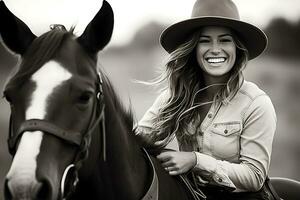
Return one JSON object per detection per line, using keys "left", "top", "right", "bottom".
{"left": 136, "top": 81, "right": 277, "bottom": 192}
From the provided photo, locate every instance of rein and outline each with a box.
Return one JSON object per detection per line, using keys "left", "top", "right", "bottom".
{"left": 6, "top": 70, "right": 107, "bottom": 199}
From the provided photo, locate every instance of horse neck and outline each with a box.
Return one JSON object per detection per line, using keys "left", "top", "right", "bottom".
{"left": 98, "top": 88, "right": 151, "bottom": 199}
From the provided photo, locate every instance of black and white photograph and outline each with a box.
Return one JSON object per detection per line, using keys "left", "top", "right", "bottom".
{"left": 0, "top": 0, "right": 300, "bottom": 199}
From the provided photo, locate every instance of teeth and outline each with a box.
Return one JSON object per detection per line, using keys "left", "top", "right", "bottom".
{"left": 207, "top": 57, "right": 226, "bottom": 63}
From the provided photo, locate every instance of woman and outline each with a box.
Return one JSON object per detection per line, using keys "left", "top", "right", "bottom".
{"left": 136, "top": 0, "right": 277, "bottom": 199}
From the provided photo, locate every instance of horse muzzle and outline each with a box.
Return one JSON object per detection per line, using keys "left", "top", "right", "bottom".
{"left": 4, "top": 176, "right": 53, "bottom": 200}
{"left": 4, "top": 164, "right": 78, "bottom": 200}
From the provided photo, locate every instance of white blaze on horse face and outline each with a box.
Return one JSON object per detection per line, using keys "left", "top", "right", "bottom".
{"left": 6, "top": 61, "right": 72, "bottom": 193}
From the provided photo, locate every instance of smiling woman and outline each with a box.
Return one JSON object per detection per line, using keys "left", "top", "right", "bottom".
{"left": 135, "top": 0, "right": 278, "bottom": 199}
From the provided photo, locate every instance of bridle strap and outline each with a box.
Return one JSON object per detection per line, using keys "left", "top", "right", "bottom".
{"left": 7, "top": 113, "right": 14, "bottom": 155}
{"left": 73, "top": 103, "right": 106, "bottom": 167}
{"left": 100, "top": 113, "right": 106, "bottom": 161}
{"left": 8, "top": 119, "right": 82, "bottom": 155}
{"left": 96, "top": 71, "right": 106, "bottom": 161}
{"left": 22, "top": 119, "right": 82, "bottom": 145}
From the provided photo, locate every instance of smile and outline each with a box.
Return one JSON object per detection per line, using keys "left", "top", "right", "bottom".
{"left": 205, "top": 57, "right": 227, "bottom": 64}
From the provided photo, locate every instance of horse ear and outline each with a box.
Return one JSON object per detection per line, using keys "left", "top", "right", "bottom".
{"left": 77, "top": 0, "right": 114, "bottom": 54}
{"left": 0, "top": 1, "right": 36, "bottom": 55}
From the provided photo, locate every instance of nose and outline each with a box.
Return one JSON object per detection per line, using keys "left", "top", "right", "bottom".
{"left": 211, "top": 40, "right": 221, "bottom": 55}
{"left": 5, "top": 178, "right": 52, "bottom": 200}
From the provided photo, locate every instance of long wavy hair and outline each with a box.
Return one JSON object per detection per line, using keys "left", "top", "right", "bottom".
{"left": 148, "top": 29, "right": 249, "bottom": 148}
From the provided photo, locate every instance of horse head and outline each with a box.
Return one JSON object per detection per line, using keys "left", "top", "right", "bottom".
{"left": 0, "top": 1, "right": 113, "bottom": 199}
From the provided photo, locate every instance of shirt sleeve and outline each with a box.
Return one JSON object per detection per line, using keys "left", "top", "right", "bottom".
{"left": 193, "top": 95, "right": 277, "bottom": 192}
{"left": 135, "top": 90, "right": 170, "bottom": 140}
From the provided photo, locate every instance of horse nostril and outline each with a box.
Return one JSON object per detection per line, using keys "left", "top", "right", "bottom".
{"left": 36, "top": 180, "right": 52, "bottom": 200}
{"left": 4, "top": 179, "right": 13, "bottom": 200}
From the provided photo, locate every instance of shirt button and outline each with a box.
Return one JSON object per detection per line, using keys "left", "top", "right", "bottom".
{"left": 207, "top": 113, "right": 213, "bottom": 118}
{"left": 224, "top": 129, "right": 228, "bottom": 134}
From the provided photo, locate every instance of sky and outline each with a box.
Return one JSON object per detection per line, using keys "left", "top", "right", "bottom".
{"left": 3, "top": 0, "right": 300, "bottom": 46}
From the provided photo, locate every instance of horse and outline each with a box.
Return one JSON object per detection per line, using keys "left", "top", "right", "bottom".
{"left": 0, "top": 1, "right": 196, "bottom": 199}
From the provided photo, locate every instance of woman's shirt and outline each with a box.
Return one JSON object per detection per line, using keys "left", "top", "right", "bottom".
{"left": 136, "top": 81, "right": 277, "bottom": 192}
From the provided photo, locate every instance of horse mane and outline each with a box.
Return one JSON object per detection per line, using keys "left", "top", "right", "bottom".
{"left": 4, "top": 28, "right": 75, "bottom": 92}
{"left": 101, "top": 74, "right": 134, "bottom": 134}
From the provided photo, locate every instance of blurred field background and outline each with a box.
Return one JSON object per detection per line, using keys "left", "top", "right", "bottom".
{"left": 1, "top": 3, "right": 300, "bottom": 199}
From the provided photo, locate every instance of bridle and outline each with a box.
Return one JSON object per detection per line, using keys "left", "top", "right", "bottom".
{"left": 4, "top": 69, "right": 164, "bottom": 200}
{"left": 6, "top": 70, "right": 107, "bottom": 199}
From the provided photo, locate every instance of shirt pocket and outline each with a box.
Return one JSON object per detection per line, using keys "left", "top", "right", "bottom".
{"left": 210, "top": 121, "right": 241, "bottom": 160}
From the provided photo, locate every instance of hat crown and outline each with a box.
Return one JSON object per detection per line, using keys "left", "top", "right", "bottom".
{"left": 191, "top": 0, "right": 240, "bottom": 20}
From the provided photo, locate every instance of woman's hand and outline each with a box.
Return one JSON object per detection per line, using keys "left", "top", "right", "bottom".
{"left": 157, "top": 151, "right": 197, "bottom": 175}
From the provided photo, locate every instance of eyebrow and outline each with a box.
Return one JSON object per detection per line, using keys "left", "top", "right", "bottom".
{"left": 219, "top": 34, "right": 233, "bottom": 37}
{"left": 199, "top": 34, "right": 233, "bottom": 38}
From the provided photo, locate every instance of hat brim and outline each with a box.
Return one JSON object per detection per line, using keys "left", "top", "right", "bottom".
{"left": 160, "top": 17, "right": 268, "bottom": 60}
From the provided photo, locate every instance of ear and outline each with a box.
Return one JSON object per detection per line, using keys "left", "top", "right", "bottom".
{"left": 0, "top": 1, "right": 36, "bottom": 55}
{"left": 77, "top": 0, "right": 114, "bottom": 54}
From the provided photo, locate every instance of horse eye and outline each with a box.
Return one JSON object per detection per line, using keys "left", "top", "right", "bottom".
{"left": 77, "top": 92, "right": 93, "bottom": 104}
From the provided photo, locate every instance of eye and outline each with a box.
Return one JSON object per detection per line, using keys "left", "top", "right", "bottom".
{"left": 220, "top": 38, "right": 233, "bottom": 43}
{"left": 77, "top": 92, "right": 93, "bottom": 104}
{"left": 198, "top": 39, "right": 210, "bottom": 44}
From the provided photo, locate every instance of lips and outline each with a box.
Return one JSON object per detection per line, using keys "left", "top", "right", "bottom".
{"left": 205, "top": 57, "right": 227, "bottom": 64}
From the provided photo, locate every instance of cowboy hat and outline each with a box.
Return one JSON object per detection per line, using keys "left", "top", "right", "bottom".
{"left": 160, "top": 0, "right": 268, "bottom": 60}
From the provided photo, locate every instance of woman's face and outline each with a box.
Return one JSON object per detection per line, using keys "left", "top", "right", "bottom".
{"left": 196, "top": 26, "right": 236, "bottom": 77}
